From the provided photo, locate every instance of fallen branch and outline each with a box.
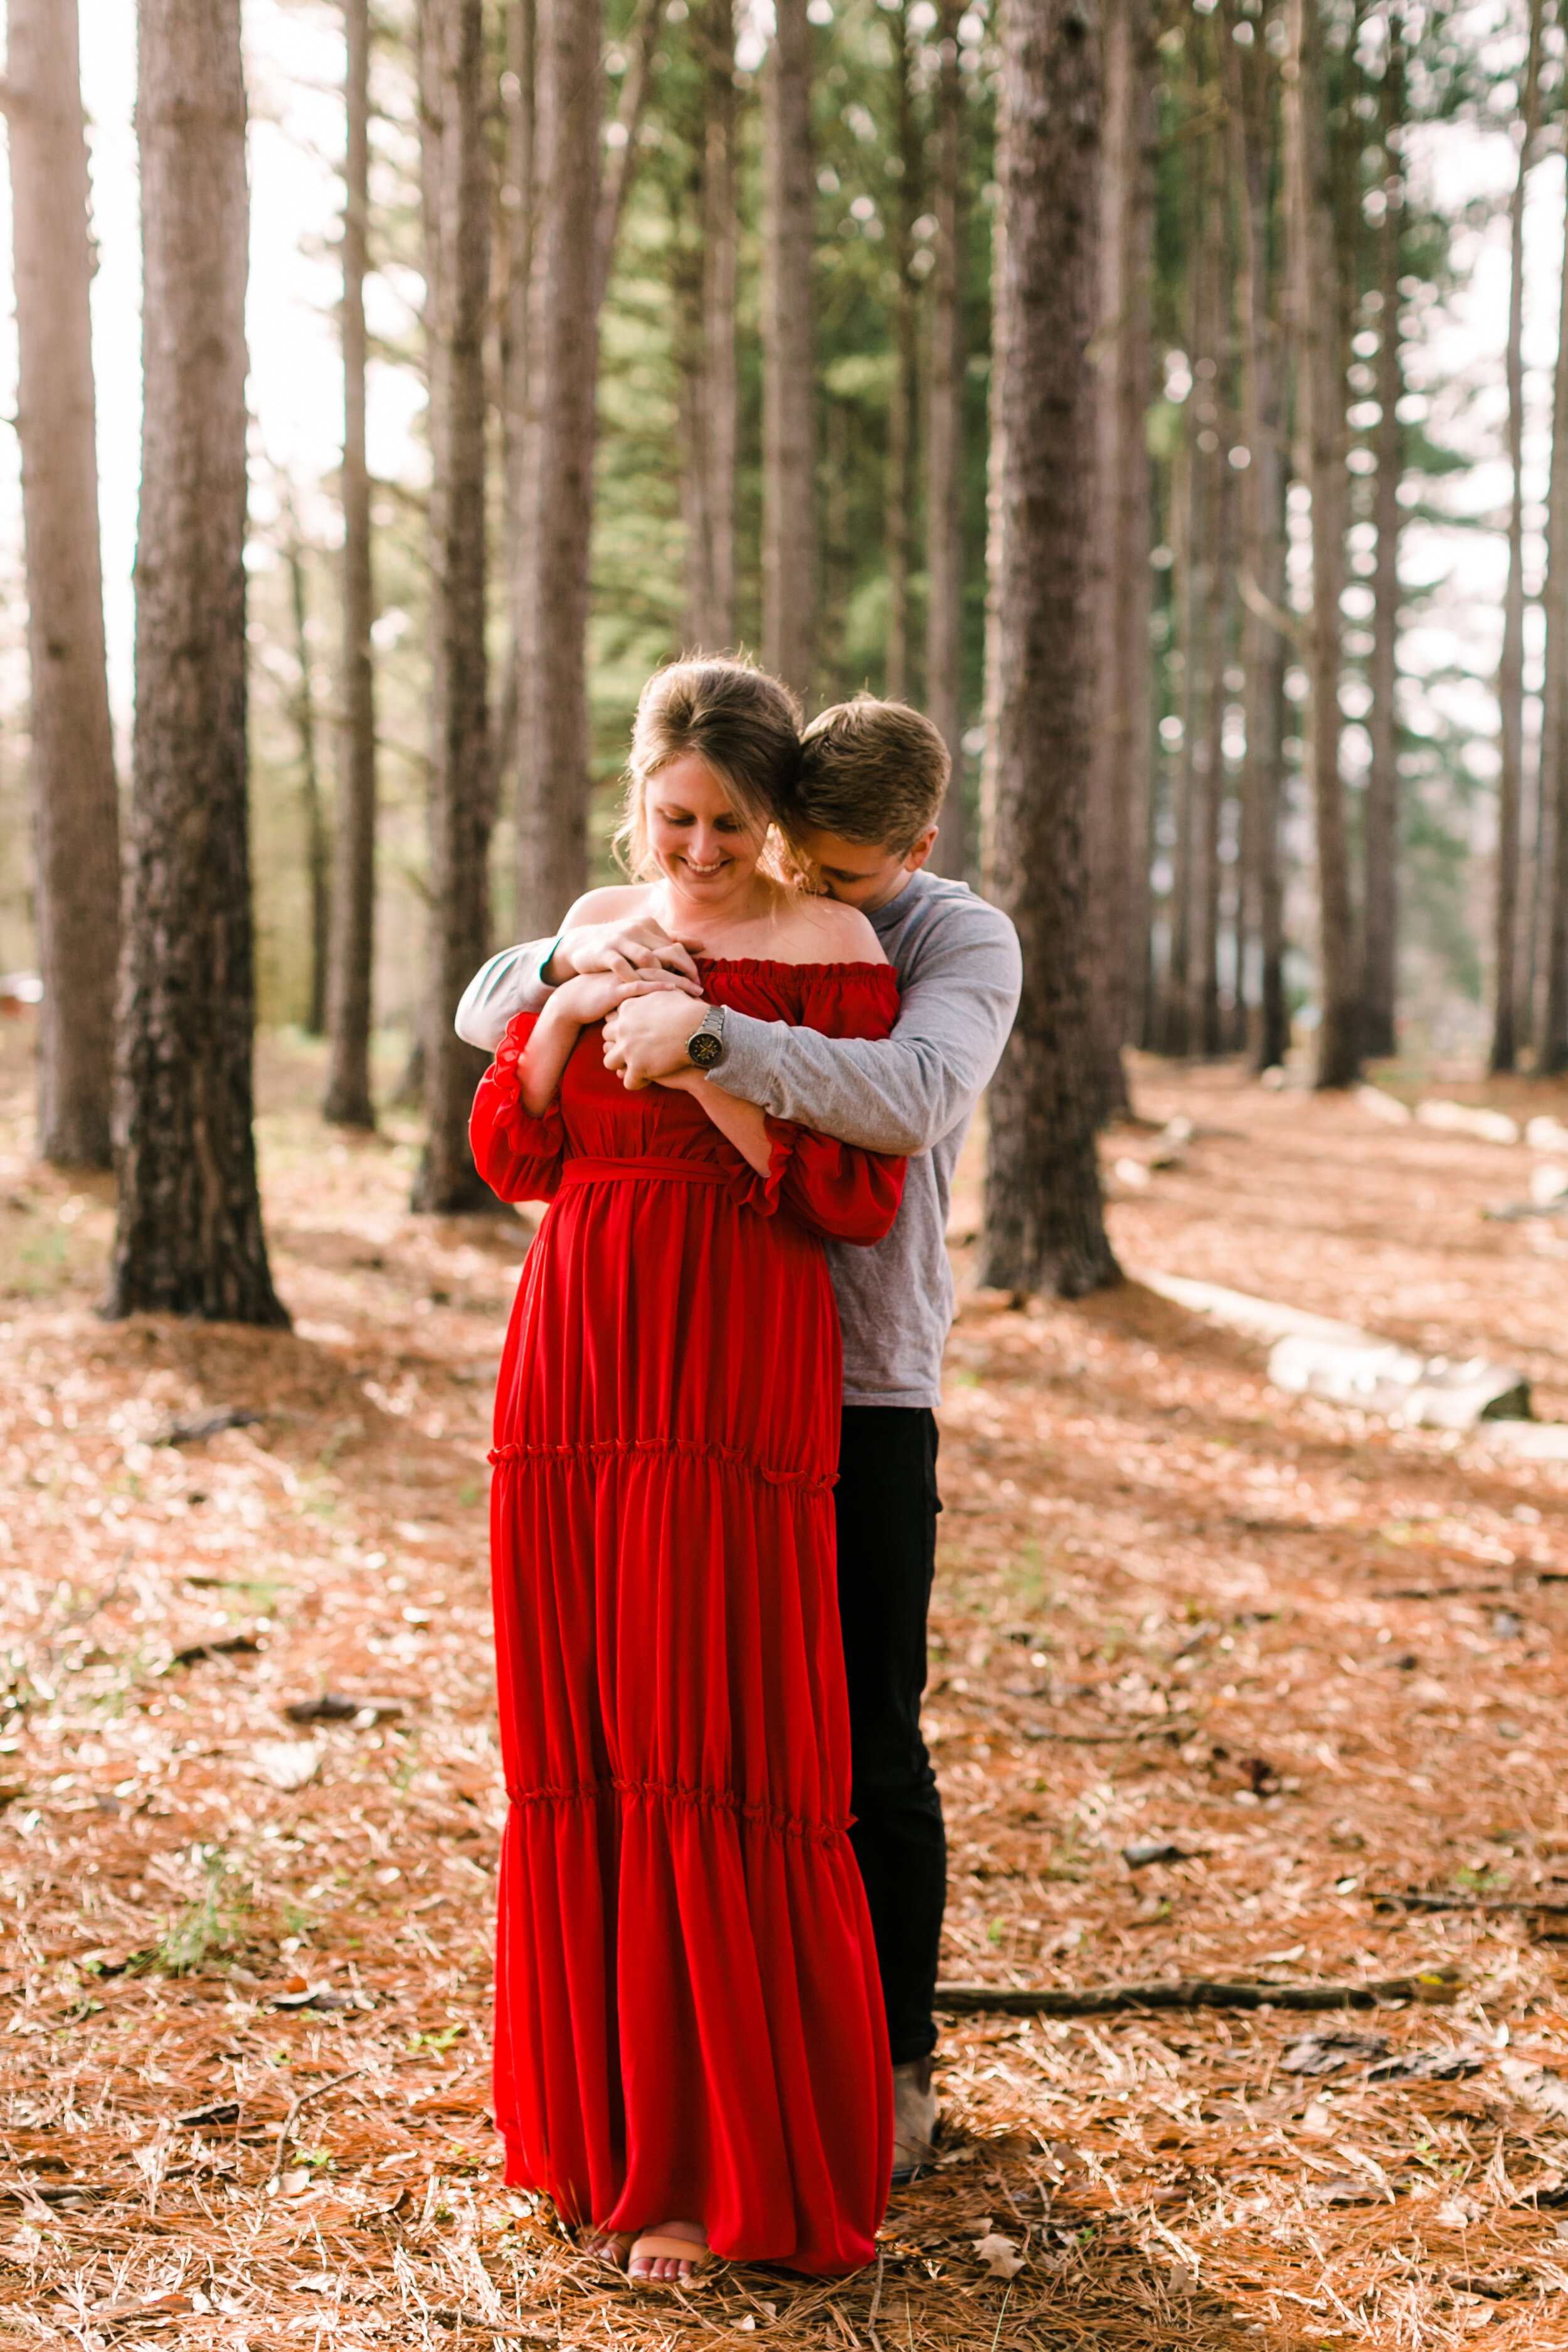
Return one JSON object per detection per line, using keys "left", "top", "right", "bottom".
{"left": 1374, "top": 1892, "right": 1568, "bottom": 1918}
{"left": 933, "top": 1969, "right": 1460, "bottom": 2018}
{"left": 268, "top": 2067, "right": 364, "bottom": 2185}
{"left": 427, "top": 2312, "right": 555, "bottom": 2344}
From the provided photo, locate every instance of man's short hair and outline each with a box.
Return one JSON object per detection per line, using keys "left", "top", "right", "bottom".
{"left": 792, "top": 696, "right": 950, "bottom": 856}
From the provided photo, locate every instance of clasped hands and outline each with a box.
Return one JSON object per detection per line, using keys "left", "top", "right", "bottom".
{"left": 548, "top": 916, "right": 718, "bottom": 1091}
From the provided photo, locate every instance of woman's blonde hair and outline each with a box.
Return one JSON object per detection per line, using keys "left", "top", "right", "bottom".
{"left": 614, "top": 656, "right": 804, "bottom": 881}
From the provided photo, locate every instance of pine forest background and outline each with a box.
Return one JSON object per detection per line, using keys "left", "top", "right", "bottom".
{"left": 6, "top": 0, "right": 1568, "bottom": 1283}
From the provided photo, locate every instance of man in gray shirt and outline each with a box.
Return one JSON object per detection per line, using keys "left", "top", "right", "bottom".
{"left": 457, "top": 698, "right": 1020, "bottom": 2176}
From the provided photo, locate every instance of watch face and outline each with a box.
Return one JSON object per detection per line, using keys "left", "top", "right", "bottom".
{"left": 687, "top": 1030, "right": 724, "bottom": 1070}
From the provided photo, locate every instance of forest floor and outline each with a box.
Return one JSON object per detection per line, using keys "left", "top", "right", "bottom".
{"left": 6, "top": 1025, "right": 1568, "bottom": 2348}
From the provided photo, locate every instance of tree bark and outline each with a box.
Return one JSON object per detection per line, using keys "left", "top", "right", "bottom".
{"left": 595, "top": 0, "right": 666, "bottom": 309}
{"left": 1541, "top": 154, "right": 1568, "bottom": 1074}
{"left": 761, "top": 0, "right": 816, "bottom": 704}
{"left": 1362, "top": 10, "right": 1404, "bottom": 1062}
{"left": 1224, "top": 0, "right": 1288, "bottom": 1073}
{"left": 513, "top": 0, "right": 602, "bottom": 940}
{"left": 3, "top": 0, "right": 120, "bottom": 1168}
{"left": 926, "top": 0, "right": 968, "bottom": 877}
{"left": 495, "top": 0, "right": 534, "bottom": 887}
{"left": 681, "top": 0, "right": 738, "bottom": 650}
{"left": 1084, "top": 0, "right": 1153, "bottom": 1116}
{"left": 884, "top": 1, "right": 919, "bottom": 702}
{"left": 978, "top": 0, "right": 1118, "bottom": 1303}
{"left": 412, "top": 0, "right": 494, "bottom": 1213}
{"left": 281, "top": 502, "right": 329, "bottom": 1038}
{"left": 323, "top": 0, "right": 378, "bottom": 1125}
{"left": 1283, "top": 0, "right": 1359, "bottom": 1089}
{"left": 108, "top": 0, "right": 286, "bottom": 1325}
{"left": 1491, "top": 0, "right": 1542, "bottom": 1076}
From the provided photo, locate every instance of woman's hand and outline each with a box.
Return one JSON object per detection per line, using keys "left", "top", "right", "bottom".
{"left": 519, "top": 971, "right": 685, "bottom": 1113}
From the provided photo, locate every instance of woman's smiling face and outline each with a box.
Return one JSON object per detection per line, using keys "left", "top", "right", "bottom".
{"left": 644, "top": 754, "right": 765, "bottom": 898}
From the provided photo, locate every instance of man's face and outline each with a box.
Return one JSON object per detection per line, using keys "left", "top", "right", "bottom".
{"left": 793, "top": 824, "right": 940, "bottom": 914}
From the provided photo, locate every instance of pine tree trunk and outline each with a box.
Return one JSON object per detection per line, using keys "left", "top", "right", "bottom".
{"left": 761, "top": 0, "right": 816, "bottom": 704}
{"left": 1491, "top": 0, "right": 1542, "bottom": 1077}
{"left": 496, "top": 0, "right": 534, "bottom": 881}
{"left": 884, "top": 2, "right": 918, "bottom": 702}
{"left": 1541, "top": 155, "right": 1568, "bottom": 1076}
{"left": 1283, "top": 0, "right": 1359, "bottom": 1089}
{"left": 3, "top": 0, "right": 120, "bottom": 1169}
{"left": 514, "top": 0, "right": 602, "bottom": 939}
{"left": 412, "top": 0, "right": 493, "bottom": 1214}
{"left": 595, "top": 0, "right": 665, "bottom": 307}
{"left": 282, "top": 511, "right": 329, "bottom": 1037}
{"left": 681, "top": 0, "right": 738, "bottom": 650}
{"left": 701, "top": 0, "right": 738, "bottom": 645}
{"left": 926, "top": 0, "right": 967, "bottom": 877}
{"left": 1362, "top": 16, "right": 1404, "bottom": 1062}
{"left": 1224, "top": 0, "right": 1288, "bottom": 1072}
{"left": 978, "top": 0, "right": 1118, "bottom": 1303}
{"left": 324, "top": 0, "right": 378, "bottom": 1125}
{"left": 1084, "top": 0, "right": 1152, "bottom": 1118}
{"left": 108, "top": 0, "right": 285, "bottom": 1325}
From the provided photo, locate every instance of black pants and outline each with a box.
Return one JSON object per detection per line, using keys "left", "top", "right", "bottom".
{"left": 835, "top": 1405, "right": 946, "bottom": 2065}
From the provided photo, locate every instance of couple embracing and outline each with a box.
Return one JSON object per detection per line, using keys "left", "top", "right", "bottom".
{"left": 457, "top": 657, "right": 1021, "bottom": 2284}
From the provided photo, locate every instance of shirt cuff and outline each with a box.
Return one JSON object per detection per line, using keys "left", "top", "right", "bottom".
{"left": 704, "top": 1010, "right": 785, "bottom": 1110}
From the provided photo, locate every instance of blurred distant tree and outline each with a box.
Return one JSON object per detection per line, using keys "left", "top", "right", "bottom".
{"left": 109, "top": 0, "right": 286, "bottom": 1323}
{"left": 514, "top": 0, "right": 603, "bottom": 937}
{"left": 2, "top": 0, "right": 120, "bottom": 1168}
{"left": 1491, "top": 0, "right": 1542, "bottom": 1076}
{"left": 762, "top": 0, "right": 816, "bottom": 702}
{"left": 413, "top": 0, "right": 494, "bottom": 1212}
{"left": 324, "top": 0, "right": 379, "bottom": 1126}
{"left": 926, "top": 0, "right": 968, "bottom": 877}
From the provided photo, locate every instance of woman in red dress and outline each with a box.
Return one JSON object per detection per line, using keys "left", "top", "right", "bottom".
{"left": 469, "top": 662, "right": 905, "bottom": 2284}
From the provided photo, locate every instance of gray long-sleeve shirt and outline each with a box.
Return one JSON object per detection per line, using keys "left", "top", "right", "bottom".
{"left": 453, "top": 870, "right": 1022, "bottom": 1409}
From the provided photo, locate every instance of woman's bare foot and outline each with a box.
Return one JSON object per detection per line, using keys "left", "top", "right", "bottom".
{"left": 628, "top": 2220, "right": 708, "bottom": 2284}
{"left": 580, "top": 2228, "right": 632, "bottom": 2269}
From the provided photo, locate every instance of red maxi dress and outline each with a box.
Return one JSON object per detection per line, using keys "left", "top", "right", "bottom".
{"left": 469, "top": 958, "right": 906, "bottom": 2277}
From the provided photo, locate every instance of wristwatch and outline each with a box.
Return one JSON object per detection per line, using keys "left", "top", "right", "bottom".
{"left": 686, "top": 1005, "right": 727, "bottom": 1071}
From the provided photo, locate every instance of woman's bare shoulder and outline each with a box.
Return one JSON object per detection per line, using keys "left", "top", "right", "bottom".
{"left": 559, "top": 884, "right": 655, "bottom": 927}
{"left": 783, "top": 894, "right": 887, "bottom": 967}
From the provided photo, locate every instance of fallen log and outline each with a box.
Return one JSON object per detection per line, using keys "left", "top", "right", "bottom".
{"left": 933, "top": 1969, "right": 1460, "bottom": 2018}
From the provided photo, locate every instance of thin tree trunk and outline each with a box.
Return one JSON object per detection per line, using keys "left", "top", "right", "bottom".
{"left": 761, "top": 0, "right": 816, "bottom": 704}
{"left": 884, "top": 1, "right": 919, "bottom": 701}
{"left": 595, "top": 0, "right": 665, "bottom": 309}
{"left": 701, "top": 0, "right": 737, "bottom": 644}
{"left": 1084, "top": 0, "right": 1152, "bottom": 1117}
{"left": 978, "top": 0, "right": 1118, "bottom": 1303}
{"left": 281, "top": 503, "right": 329, "bottom": 1037}
{"left": 1492, "top": 0, "right": 1543, "bottom": 1076}
{"left": 2, "top": 0, "right": 120, "bottom": 1168}
{"left": 496, "top": 0, "right": 534, "bottom": 899}
{"left": 1165, "top": 421, "right": 1193, "bottom": 1057}
{"left": 324, "top": 0, "right": 378, "bottom": 1125}
{"left": 1541, "top": 154, "right": 1568, "bottom": 1074}
{"left": 926, "top": 0, "right": 967, "bottom": 877}
{"left": 1283, "top": 0, "right": 1359, "bottom": 1089}
{"left": 413, "top": 0, "right": 493, "bottom": 1213}
{"left": 514, "top": 0, "right": 602, "bottom": 940}
{"left": 1224, "top": 0, "right": 1288, "bottom": 1072}
{"left": 1362, "top": 9, "right": 1404, "bottom": 1061}
{"left": 109, "top": 0, "right": 285, "bottom": 1324}
{"left": 681, "top": 0, "right": 738, "bottom": 650}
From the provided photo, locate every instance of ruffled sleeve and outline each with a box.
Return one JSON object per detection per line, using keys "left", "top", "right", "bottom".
{"left": 469, "top": 1012, "right": 566, "bottom": 1204}
{"left": 711, "top": 963, "right": 906, "bottom": 1245}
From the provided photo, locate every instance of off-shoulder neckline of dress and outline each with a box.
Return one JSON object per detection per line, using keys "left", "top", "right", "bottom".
{"left": 696, "top": 955, "right": 893, "bottom": 977}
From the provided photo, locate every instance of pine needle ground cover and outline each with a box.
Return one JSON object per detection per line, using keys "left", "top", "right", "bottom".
{"left": 4, "top": 1034, "right": 1568, "bottom": 2346}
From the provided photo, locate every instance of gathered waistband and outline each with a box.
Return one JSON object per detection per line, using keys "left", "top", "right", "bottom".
{"left": 558, "top": 1156, "right": 731, "bottom": 1188}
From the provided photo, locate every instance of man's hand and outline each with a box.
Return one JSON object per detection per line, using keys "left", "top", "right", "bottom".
{"left": 547, "top": 918, "right": 704, "bottom": 992}
{"left": 601, "top": 990, "right": 713, "bottom": 1090}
